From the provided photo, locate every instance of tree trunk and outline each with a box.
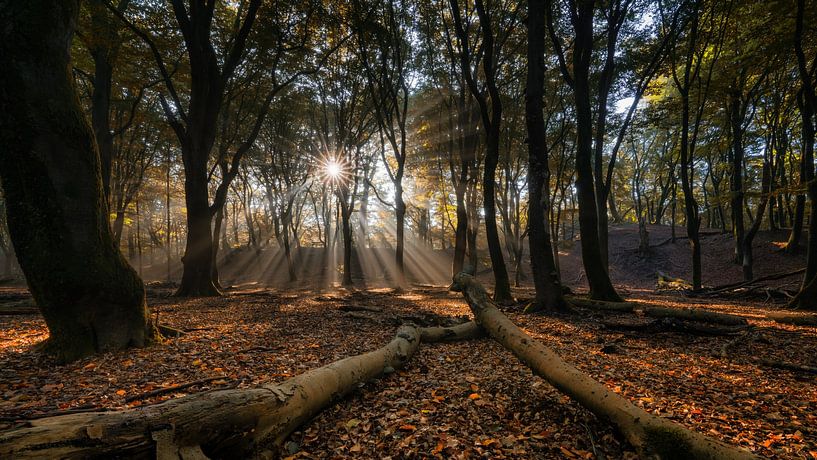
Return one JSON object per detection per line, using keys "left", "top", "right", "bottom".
{"left": 453, "top": 273, "right": 757, "bottom": 460}
{"left": 741, "top": 162, "right": 771, "bottom": 280}
{"left": 453, "top": 184, "right": 468, "bottom": 277}
{"left": 524, "top": 0, "right": 568, "bottom": 312}
{"left": 211, "top": 204, "right": 226, "bottom": 290}
{"left": 729, "top": 92, "right": 746, "bottom": 266}
{"left": 395, "top": 184, "right": 406, "bottom": 285}
{"left": 177, "top": 163, "right": 220, "bottom": 296}
{"left": 0, "top": 0, "right": 155, "bottom": 363}
{"left": 87, "top": 0, "right": 120, "bottom": 202}
{"left": 340, "top": 193, "right": 353, "bottom": 287}
{"left": 0, "top": 326, "right": 422, "bottom": 458}
{"left": 790, "top": 0, "right": 817, "bottom": 309}
{"left": 570, "top": 2, "right": 621, "bottom": 301}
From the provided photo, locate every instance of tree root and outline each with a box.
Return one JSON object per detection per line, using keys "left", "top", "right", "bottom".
{"left": 453, "top": 272, "right": 759, "bottom": 460}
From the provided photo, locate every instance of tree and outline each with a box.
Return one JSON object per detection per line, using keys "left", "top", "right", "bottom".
{"left": 358, "top": 0, "right": 413, "bottom": 285}
{"left": 0, "top": 0, "right": 155, "bottom": 362}
{"left": 546, "top": 0, "right": 621, "bottom": 300}
{"left": 524, "top": 0, "right": 569, "bottom": 312}
{"left": 450, "top": 0, "right": 514, "bottom": 302}
{"left": 790, "top": 0, "right": 817, "bottom": 309}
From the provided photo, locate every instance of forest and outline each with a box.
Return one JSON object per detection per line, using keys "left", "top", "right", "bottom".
{"left": 0, "top": 0, "right": 816, "bottom": 458}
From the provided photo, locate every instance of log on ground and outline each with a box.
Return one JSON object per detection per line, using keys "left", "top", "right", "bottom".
{"left": 0, "top": 326, "right": 421, "bottom": 459}
{"left": 453, "top": 272, "right": 758, "bottom": 460}
{"left": 566, "top": 296, "right": 636, "bottom": 312}
{"left": 766, "top": 311, "right": 817, "bottom": 326}
{"left": 419, "top": 321, "right": 483, "bottom": 342}
{"left": 642, "top": 306, "right": 748, "bottom": 326}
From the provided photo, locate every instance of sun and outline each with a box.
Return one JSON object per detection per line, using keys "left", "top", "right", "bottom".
{"left": 326, "top": 160, "right": 342, "bottom": 179}
{"left": 318, "top": 155, "right": 350, "bottom": 185}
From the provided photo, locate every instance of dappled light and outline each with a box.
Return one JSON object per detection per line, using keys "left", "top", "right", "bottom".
{"left": 1, "top": 0, "right": 816, "bottom": 458}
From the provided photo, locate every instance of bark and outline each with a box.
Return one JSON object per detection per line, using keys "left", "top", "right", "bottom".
{"left": 86, "top": 0, "right": 125, "bottom": 201}
{"left": 450, "top": 0, "right": 512, "bottom": 302}
{"left": 766, "top": 311, "right": 817, "bottom": 326}
{"left": 525, "top": 0, "right": 569, "bottom": 312}
{"left": 642, "top": 306, "right": 748, "bottom": 326}
{"left": 419, "top": 321, "right": 483, "bottom": 342}
{"left": 453, "top": 273, "right": 757, "bottom": 460}
{"left": 729, "top": 91, "right": 746, "bottom": 266}
{"left": 0, "top": 326, "right": 421, "bottom": 458}
{"left": 741, "top": 161, "right": 771, "bottom": 280}
{"left": 790, "top": 0, "right": 817, "bottom": 309}
{"left": 0, "top": 0, "right": 155, "bottom": 363}
{"left": 549, "top": 0, "right": 622, "bottom": 301}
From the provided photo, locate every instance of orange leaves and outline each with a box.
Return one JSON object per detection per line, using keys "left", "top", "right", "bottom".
{"left": 398, "top": 424, "right": 417, "bottom": 432}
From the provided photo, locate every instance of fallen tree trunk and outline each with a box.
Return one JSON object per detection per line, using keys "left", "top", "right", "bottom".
{"left": 642, "top": 306, "right": 748, "bottom": 326}
{"left": 0, "top": 326, "right": 422, "bottom": 458}
{"left": 419, "top": 321, "right": 483, "bottom": 342}
{"left": 766, "top": 311, "right": 817, "bottom": 326}
{"left": 569, "top": 297, "right": 749, "bottom": 327}
{"left": 0, "top": 318, "right": 483, "bottom": 459}
{"left": 705, "top": 268, "right": 806, "bottom": 294}
{"left": 565, "top": 296, "right": 636, "bottom": 312}
{"left": 453, "top": 273, "right": 758, "bottom": 460}
{"left": 602, "top": 318, "right": 749, "bottom": 336}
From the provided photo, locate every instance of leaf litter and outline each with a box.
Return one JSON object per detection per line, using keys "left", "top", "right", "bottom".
{"left": 0, "top": 284, "right": 814, "bottom": 459}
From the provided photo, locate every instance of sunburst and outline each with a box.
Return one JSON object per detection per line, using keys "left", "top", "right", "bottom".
{"left": 317, "top": 154, "right": 352, "bottom": 186}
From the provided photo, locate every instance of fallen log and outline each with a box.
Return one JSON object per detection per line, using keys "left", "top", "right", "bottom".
{"left": 419, "top": 321, "right": 483, "bottom": 342}
{"left": 705, "top": 268, "right": 806, "bottom": 295}
{"left": 602, "top": 318, "right": 748, "bottom": 336}
{"left": 569, "top": 296, "right": 750, "bottom": 327}
{"left": 338, "top": 304, "right": 384, "bottom": 313}
{"left": 565, "top": 296, "right": 636, "bottom": 312}
{"left": 0, "top": 326, "right": 421, "bottom": 459}
{"left": 765, "top": 311, "right": 817, "bottom": 326}
{"left": 757, "top": 359, "right": 817, "bottom": 374}
{"left": 642, "top": 306, "right": 748, "bottom": 326}
{"left": 453, "top": 272, "right": 758, "bottom": 460}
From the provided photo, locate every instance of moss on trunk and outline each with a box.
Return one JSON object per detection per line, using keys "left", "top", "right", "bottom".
{"left": 0, "top": 0, "right": 156, "bottom": 362}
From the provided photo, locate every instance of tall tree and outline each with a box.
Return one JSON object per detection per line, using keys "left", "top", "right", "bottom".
{"left": 546, "top": 0, "right": 621, "bottom": 300}
{"left": 0, "top": 0, "right": 155, "bottom": 362}
{"left": 524, "top": 0, "right": 569, "bottom": 312}
{"left": 358, "top": 0, "right": 412, "bottom": 284}
{"left": 790, "top": 0, "right": 817, "bottom": 309}
{"left": 450, "top": 0, "right": 514, "bottom": 302}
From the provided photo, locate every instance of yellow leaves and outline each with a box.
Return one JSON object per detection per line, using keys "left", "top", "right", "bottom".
{"left": 191, "top": 359, "right": 202, "bottom": 366}
{"left": 345, "top": 418, "right": 361, "bottom": 429}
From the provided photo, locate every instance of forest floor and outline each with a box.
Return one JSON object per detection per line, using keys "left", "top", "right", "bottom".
{"left": 0, "top": 226, "right": 815, "bottom": 459}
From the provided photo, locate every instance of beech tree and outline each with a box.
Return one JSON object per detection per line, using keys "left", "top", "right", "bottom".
{"left": 449, "top": 0, "right": 515, "bottom": 302}
{"left": 0, "top": 0, "right": 155, "bottom": 362}
{"left": 524, "top": 0, "right": 569, "bottom": 312}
